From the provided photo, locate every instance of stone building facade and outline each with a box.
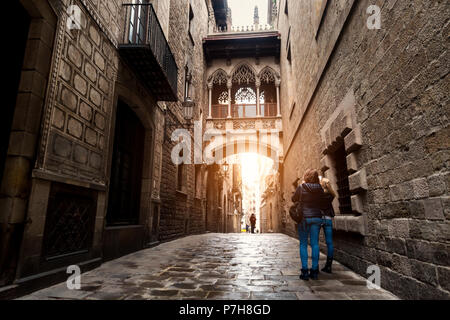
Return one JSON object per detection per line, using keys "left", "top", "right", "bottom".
{"left": 0, "top": 0, "right": 211, "bottom": 296}
{"left": 158, "top": 0, "right": 210, "bottom": 242}
{"left": 1, "top": 0, "right": 448, "bottom": 301}
{"left": 277, "top": 0, "right": 449, "bottom": 299}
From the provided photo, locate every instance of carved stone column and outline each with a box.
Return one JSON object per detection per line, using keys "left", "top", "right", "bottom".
{"left": 275, "top": 79, "right": 281, "bottom": 117}
{"left": 208, "top": 82, "right": 213, "bottom": 119}
{"left": 227, "top": 80, "right": 232, "bottom": 119}
{"left": 256, "top": 79, "right": 261, "bottom": 117}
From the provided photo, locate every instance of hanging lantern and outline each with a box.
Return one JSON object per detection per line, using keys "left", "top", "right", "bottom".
{"left": 222, "top": 161, "right": 229, "bottom": 174}
{"left": 183, "top": 96, "right": 195, "bottom": 121}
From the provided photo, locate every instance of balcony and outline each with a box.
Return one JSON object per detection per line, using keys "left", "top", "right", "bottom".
{"left": 119, "top": 3, "right": 178, "bottom": 101}
{"left": 211, "top": 104, "right": 278, "bottom": 119}
{"left": 203, "top": 27, "right": 280, "bottom": 62}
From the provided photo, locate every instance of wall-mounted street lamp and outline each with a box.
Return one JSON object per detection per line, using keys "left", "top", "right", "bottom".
{"left": 182, "top": 96, "right": 195, "bottom": 122}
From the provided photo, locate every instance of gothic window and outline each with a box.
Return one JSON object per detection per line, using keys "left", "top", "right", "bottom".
{"left": 260, "top": 69, "right": 276, "bottom": 84}
{"left": 235, "top": 87, "right": 256, "bottom": 104}
{"left": 213, "top": 70, "right": 228, "bottom": 86}
{"left": 218, "top": 91, "right": 229, "bottom": 105}
{"left": 232, "top": 65, "right": 256, "bottom": 85}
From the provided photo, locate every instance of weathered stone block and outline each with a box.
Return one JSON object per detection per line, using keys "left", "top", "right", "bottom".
{"left": 349, "top": 168, "right": 368, "bottom": 193}
{"left": 344, "top": 125, "right": 362, "bottom": 153}
{"left": 412, "top": 178, "right": 430, "bottom": 199}
{"left": 423, "top": 198, "right": 444, "bottom": 220}
{"left": 85, "top": 127, "right": 97, "bottom": 146}
{"left": 59, "top": 60, "right": 72, "bottom": 82}
{"left": 99, "top": 76, "right": 109, "bottom": 94}
{"left": 53, "top": 134, "right": 72, "bottom": 158}
{"left": 18, "top": 70, "right": 47, "bottom": 98}
{"left": 12, "top": 93, "right": 42, "bottom": 133}
{"left": 351, "top": 195, "right": 364, "bottom": 214}
{"left": 67, "top": 117, "right": 83, "bottom": 139}
{"left": 411, "top": 260, "right": 438, "bottom": 286}
{"left": 90, "top": 87, "right": 102, "bottom": 107}
{"left": 52, "top": 107, "right": 65, "bottom": 129}
{"left": 74, "top": 73, "right": 88, "bottom": 95}
{"left": 60, "top": 86, "right": 78, "bottom": 112}
{"left": 426, "top": 174, "right": 447, "bottom": 197}
{"left": 89, "top": 25, "right": 101, "bottom": 46}
{"left": 89, "top": 152, "right": 102, "bottom": 169}
{"left": 388, "top": 219, "right": 410, "bottom": 238}
{"left": 320, "top": 155, "right": 331, "bottom": 172}
{"left": 346, "top": 153, "right": 358, "bottom": 174}
{"left": 94, "top": 51, "right": 105, "bottom": 71}
{"left": 94, "top": 112, "right": 105, "bottom": 130}
{"left": 346, "top": 215, "right": 367, "bottom": 235}
{"left": 340, "top": 111, "right": 354, "bottom": 137}
{"left": 333, "top": 215, "right": 347, "bottom": 231}
{"left": 73, "top": 144, "right": 88, "bottom": 164}
{"left": 84, "top": 62, "right": 97, "bottom": 83}
{"left": 442, "top": 196, "right": 450, "bottom": 220}
{"left": 79, "top": 101, "right": 93, "bottom": 121}
{"left": 79, "top": 33, "right": 92, "bottom": 57}
{"left": 8, "top": 131, "right": 37, "bottom": 158}
{"left": 437, "top": 266, "right": 450, "bottom": 292}
{"left": 67, "top": 44, "right": 82, "bottom": 68}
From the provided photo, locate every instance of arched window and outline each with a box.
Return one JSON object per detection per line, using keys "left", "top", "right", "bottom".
{"left": 235, "top": 87, "right": 256, "bottom": 104}
{"left": 232, "top": 64, "right": 256, "bottom": 85}
{"left": 213, "top": 70, "right": 228, "bottom": 85}
{"left": 260, "top": 68, "right": 276, "bottom": 84}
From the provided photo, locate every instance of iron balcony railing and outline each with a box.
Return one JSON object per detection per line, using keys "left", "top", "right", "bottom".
{"left": 120, "top": 3, "right": 178, "bottom": 101}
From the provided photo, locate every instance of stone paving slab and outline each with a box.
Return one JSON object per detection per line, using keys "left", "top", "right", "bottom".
{"left": 19, "top": 233, "right": 399, "bottom": 300}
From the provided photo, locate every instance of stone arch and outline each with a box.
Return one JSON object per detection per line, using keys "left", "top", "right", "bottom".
{"left": 105, "top": 76, "right": 158, "bottom": 255}
{"left": 258, "top": 66, "right": 280, "bottom": 84}
{"left": 208, "top": 68, "right": 229, "bottom": 86}
{"left": 208, "top": 137, "right": 282, "bottom": 170}
{"left": 231, "top": 62, "right": 257, "bottom": 84}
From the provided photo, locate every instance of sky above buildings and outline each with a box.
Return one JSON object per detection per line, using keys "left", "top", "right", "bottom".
{"left": 228, "top": 0, "right": 269, "bottom": 26}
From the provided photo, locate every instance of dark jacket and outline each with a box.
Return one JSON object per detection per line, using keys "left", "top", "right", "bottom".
{"left": 292, "top": 183, "right": 334, "bottom": 218}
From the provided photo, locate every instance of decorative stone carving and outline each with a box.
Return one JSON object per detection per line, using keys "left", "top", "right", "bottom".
{"left": 260, "top": 68, "right": 276, "bottom": 84}
{"left": 233, "top": 121, "right": 256, "bottom": 130}
{"left": 232, "top": 64, "right": 256, "bottom": 84}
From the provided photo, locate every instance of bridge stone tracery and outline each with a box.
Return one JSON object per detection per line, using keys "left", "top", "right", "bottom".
{"left": 205, "top": 61, "right": 283, "bottom": 165}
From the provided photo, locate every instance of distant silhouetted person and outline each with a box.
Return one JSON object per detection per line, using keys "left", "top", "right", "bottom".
{"left": 250, "top": 214, "right": 257, "bottom": 234}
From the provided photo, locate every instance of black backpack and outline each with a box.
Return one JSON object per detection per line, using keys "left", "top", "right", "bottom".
{"left": 289, "top": 185, "right": 304, "bottom": 224}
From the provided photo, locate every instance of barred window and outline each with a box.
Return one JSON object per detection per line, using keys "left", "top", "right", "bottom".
{"left": 330, "top": 141, "right": 352, "bottom": 214}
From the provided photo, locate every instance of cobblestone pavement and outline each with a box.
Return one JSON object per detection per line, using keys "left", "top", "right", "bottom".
{"left": 20, "top": 233, "right": 398, "bottom": 300}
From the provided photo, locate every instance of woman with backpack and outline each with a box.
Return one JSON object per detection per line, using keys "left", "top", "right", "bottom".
{"left": 291, "top": 169, "right": 331, "bottom": 281}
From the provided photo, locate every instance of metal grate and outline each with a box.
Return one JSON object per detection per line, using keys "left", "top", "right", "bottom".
{"left": 331, "top": 142, "right": 352, "bottom": 214}
{"left": 42, "top": 183, "right": 97, "bottom": 259}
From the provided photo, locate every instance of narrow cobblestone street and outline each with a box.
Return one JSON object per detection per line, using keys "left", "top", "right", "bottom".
{"left": 21, "top": 234, "right": 398, "bottom": 300}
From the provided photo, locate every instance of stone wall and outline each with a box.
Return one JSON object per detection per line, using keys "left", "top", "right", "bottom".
{"left": 279, "top": 0, "right": 449, "bottom": 299}
{"left": 159, "top": 0, "right": 209, "bottom": 242}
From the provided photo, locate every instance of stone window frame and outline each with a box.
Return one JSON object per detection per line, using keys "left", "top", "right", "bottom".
{"left": 320, "top": 90, "right": 368, "bottom": 236}
{"left": 313, "top": 0, "right": 329, "bottom": 39}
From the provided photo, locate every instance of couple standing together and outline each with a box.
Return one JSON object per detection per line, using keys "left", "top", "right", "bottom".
{"left": 292, "top": 169, "right": 336, "bottom": 281}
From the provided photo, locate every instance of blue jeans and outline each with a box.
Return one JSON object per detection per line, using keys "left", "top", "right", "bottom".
{"left": 322, "top": 218, "right": 334, "bottom": 259}
{"left": 298, "top": 218, "right": 322, "bottom": 270}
